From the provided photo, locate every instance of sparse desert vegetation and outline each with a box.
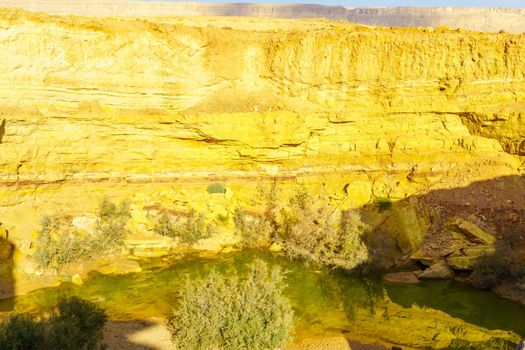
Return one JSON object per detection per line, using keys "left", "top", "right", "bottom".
{"left": 34, "top": 198, "right": 131, "bottom": 271}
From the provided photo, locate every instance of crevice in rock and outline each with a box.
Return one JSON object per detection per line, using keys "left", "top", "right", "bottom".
{"left": 0, "top": 119, "right": 5, "bottom": 143}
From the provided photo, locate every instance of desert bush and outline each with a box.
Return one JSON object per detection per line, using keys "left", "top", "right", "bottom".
{"left": 154, "top": 209, "right": 214, "bottom": 248}
{"left": 154, "top": 210, "right": 176, "bottom": 237}
{"left": 470, "top": 254, "right": 509, "bottom": 289}
{"left": 168, "top": 259, "right": 293, "bottom": 350}
{"left": 233, "top": 208, "right": 272, "bottom": 248}
{"left": 34, "top": 216, "right": 91, "bottom": 270}
{"left": 207, "top": 183, "right": 226, "bottom": 194}
{"left": 470, "top": 227, "right": 525, "bottom": 289}
{"left": 46, "top": 297, "right": 107, "bottom": 350}
{"left": 34, "top": 198, "right": 130, "bottom": 270}
{"left": 0, "top": 315, "right": 45, "bottom": 350}
{"left": 96, "top": 197, "right": 131, "bottom": 246}
{"left": 0, "top": 297, "right": 107, "bottom": 350}
{"left": 470, "top": 253, "right": 525, "bottom": 290}
{"left": 177, "top": 209, "right": 211, "bottom": 246}
{"left": 277, "top": 187, "right": 369, "bottom": 270}
{"left": 375, "top": 197, "right": 392, "bottom": 212}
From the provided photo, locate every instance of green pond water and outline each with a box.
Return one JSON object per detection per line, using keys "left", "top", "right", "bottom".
{"left": 1, "top": 250, "right": 524, "bottom": 349}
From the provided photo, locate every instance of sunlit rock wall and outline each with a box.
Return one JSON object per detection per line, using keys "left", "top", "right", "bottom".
{"left": 0, "top": 9, "right": 524, "bottom": 246}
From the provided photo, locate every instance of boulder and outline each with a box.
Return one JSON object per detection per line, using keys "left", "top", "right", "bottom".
{"left": 382, "top": 203, "right": 429, "bottom": 254}
{"left": 71, "top": 274, "right": 83, "bottom": 285}
{"left": 418, "top": 260, "right": 454, "bottom": 280}
{"left": 410, "top": 248, "right": 436, "bottom": 266}
{"left": 71, "top": 216, "right": 99, "bottom": 236}
{"left": 446, "top": 245, "right": 495, "bottom": 271}
{"left": 16, "top": 255, "right": 37, "bottom": 275}
{"left": 446, "top": 256, "right": 476, "bottom": 271}
{"left": 446, "top": 218, "right": 496, "bottom": 245}
{"left": 383, "top": 271, "right": 420, "bottom": 284}
{"left": 463, "top": 245, "right": 495, "bottom": 258}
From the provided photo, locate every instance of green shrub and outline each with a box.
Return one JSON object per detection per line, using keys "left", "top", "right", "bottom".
{"left": 470, "top": 254, "right": 509, "bottom": 289}
{"left": 177, "top": 209, "right": 211, "bottom": 246}
{"left": 375, "top": 197, "right": 392, "bottom": 212}
{"left": 207, "top": 183, "right": 226, "bottom": 194}
{"left": 154, "top": 210, "right": 175, "bottom": 237}
{"left": 34, "top": 215, "right": 91, "bottom": 270}
{"left": 46, "top": 297, "right": 107, "bottom": 350}
{"left": 0, "top": 315, "right": 45, "bottom": 350}
{"left": 233, "top": 208, "right": 272, "bottom": 248}
{"left": 168, "top": 259, "right": 293, "bottom": 350}
{"left": 277, "top": 188, "right": 369, "bottom": 270}
{"left": 0, "top": 297, "right": 107, "bottom": 350}
{"left": 96, "top": 197, "right": 131, "bottom": 246}
{"left": 34, "top": 198, "right": 131, "bottom": 270}
{"left": 470, "top": 228, "right": 525, "bottom": 289}
{"left": 154, "top": 209, "right": 214, "bottom": 248}
{"left": 470, "top": 252, "right": 525, "bottom": 290}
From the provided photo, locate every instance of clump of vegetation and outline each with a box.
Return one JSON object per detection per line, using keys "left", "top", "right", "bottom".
{"left": 375, "top": 196, "right": 392, "bottom": 212}
{"left": 470, "top": 227, "right": 525, "bottom": 289}
{"left": 33, "top": 215, "right": 90, "bottom": 270}
{"left": 207, "top": 183, "right": 226, "bottom": 194}
{"left": 0, "top": 315, "right": 44, "bottom": 350}
{"left": 0, "top": 297, "right": 107, "bottom": 350}
{"left": 276, "top": 187, "right": 369, "bottom": 270}
{"left": 34, "top": 198, "right": 131, "bottom": 271}
{"left": 154, "top": 210, "right": 176, "bottom": 237}
{"left": 168, "top": 259, "right": 293, "bottom": 350}
{"left": 233, "top": 208, "right": 272, "bottom": 248}
{"left": 96, "top": 197, "right": 131, "bottom": 246}
{"left": 154, "top": 209, "right": 214, "bottom": 248}
{"left": 46, "top": 297, "right": 107, "bottom": 350}
{"left": 470, "top": 254, "right": 510, "bottom": 289}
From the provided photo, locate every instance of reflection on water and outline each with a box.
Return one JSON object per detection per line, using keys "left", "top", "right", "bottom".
{"left": 0, "top": 251, "right": 522, "bottom": 349}
{"left": 385, "top": 280, "right": 525, "bottom": 338}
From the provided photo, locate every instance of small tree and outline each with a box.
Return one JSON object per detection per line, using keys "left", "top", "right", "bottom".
{"left": 168, "top": 259, "right": 293, "bottom": 350}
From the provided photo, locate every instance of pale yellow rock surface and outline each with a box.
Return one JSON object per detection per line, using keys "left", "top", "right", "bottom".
{"left": 0, "top": 9, "right": 523, "bottom": 273}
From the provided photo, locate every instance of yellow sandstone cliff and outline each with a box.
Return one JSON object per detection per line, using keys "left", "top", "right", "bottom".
{"left": 0, "top": 8, "right": 524, "bottom": 261}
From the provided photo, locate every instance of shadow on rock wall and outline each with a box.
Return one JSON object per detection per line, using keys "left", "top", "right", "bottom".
{"left": 0, "top": 223, "right": 14, "bottom": 313}
{"left": 357, "top": 174, "right": 525, "bottom": 273}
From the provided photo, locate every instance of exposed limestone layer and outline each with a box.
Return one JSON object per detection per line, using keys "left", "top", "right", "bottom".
{"left": 0, "top": 9, "right": 524, "bottom": 260}
{"left": 2, "top": 1, "right": 525, "bottom": 33}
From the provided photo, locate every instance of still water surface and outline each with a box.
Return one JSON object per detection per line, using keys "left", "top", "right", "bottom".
{"left": 1, "top": 251, "right": 524, "bottom": 348}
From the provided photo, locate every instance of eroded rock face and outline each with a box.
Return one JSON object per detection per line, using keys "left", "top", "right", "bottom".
{"left": 0, "top": 9, "right": 524, "bottom": 271}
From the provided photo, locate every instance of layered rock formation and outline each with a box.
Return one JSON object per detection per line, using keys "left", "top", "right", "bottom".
{"left": 2, "top": 1, "right": 525, "bottom": 33}
{"left": 0, "top": 8, "right": 524, "bottom": 276}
